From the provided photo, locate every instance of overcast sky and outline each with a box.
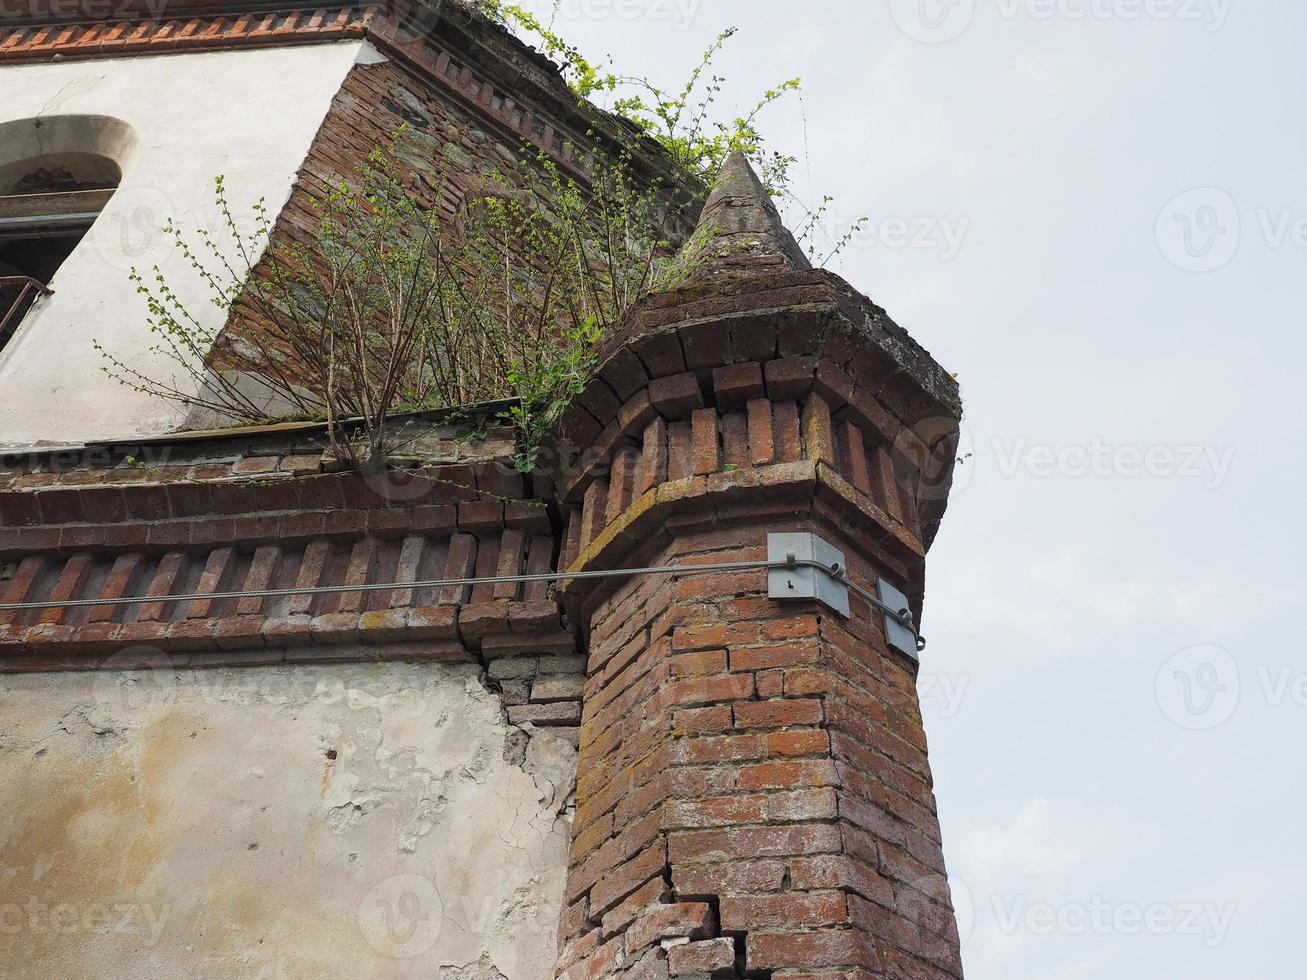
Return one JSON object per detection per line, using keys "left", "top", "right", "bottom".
{"left": 514, "top": 2, "right": 1305, "bottom": 976}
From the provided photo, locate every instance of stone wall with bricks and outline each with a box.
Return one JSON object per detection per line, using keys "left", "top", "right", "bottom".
{"left": 0, "top": 415, "right": 587, "bottom": 978}
{"left": 0, "top": 8, "right": 966, "bottom": 980}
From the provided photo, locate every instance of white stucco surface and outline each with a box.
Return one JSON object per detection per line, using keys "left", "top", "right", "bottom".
{"left": 0, "top": 662, "right": 573, "bottom": 979}
{"left": 0, "top": 43, "right": 371, "bottom": 450}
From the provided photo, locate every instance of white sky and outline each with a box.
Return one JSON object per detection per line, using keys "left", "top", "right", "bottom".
{"left": 514, "top": 2, "right": 1305, "bottom": 976}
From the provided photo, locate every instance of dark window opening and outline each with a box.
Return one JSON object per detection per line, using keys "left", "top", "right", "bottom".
{"left": 0, "top": 161, "right": 118, "bottom": 353}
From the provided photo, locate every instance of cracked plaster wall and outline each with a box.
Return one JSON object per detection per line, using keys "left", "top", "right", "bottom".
{"left": 0, "top": 661, "right": 575, "bottom": 979}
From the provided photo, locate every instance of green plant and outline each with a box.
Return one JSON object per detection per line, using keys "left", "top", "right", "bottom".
{"left": 447, "top": 143, "right": 682, "bottom": 469}
{"left": 98, "top": 133, "right": 681, "bottom": 474}
{"left": 474, "top": 2, "right": 862, "bottom": 263}
{"left": 97, "top": 143, "right": 459, "bottom": 471}
{"left": 479, "top": 6, "right": 798, "bottom": 188}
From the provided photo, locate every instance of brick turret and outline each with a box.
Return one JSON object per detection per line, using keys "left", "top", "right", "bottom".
{"left": 551, "top": 152, "right": 965, "bottom": 978}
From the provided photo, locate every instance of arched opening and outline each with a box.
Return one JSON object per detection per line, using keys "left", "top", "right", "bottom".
{"left": 0, "top": 115, "right": 137, "bottom": 353}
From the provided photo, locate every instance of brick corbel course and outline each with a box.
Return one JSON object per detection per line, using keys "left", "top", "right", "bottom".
{"left": 0, "top": 458, "right": 576, "bottom": 676}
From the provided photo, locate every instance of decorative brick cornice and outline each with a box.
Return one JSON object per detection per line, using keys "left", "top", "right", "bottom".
{"left": 0, "top": 7, "right": 369, "bottom": 62}
{"left": 0, "top": 421, "right": 578, "bottom": 679}
{"left": 551, "top": 266, "right": 963, "bottom": 560}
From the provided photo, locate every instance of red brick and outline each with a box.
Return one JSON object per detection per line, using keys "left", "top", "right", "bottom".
{"left": 729, "top": 640, "right": 820, "bottom": 672}
{"left": 230, "top": 456, "right": 280, "bottom": 476}
{"left": 756, "top": 670, "right": 784, "bottom": 698}
{"left": 459, "top": 600, "right": 511, "bottom": 640}
{"left": 746, "top": 398, "right": 775, "bottom": 466}
{"left": 1, "top": 556, "right": 45, "bottom": 626}
{"left": 288, "top": 540, "right": 332, "bottom": 616}
{"left": 587, "top": 843, "right": 667, "bottom": 915}
{"left": 767, "top": 729, "right": 831, "bottom": 757}
{"left": 670, "top": 733, "right": 765, "bottom": 766}
{"left": 764, "top": 356, "right": 817, "bottom": 401}
{"left": 672, "top": 705, "right": 733, "bottom": 736}
{"left": 493, "top": 529, "right": 526, "bottom": 601}
{"left": 600, "top": 877, "right": 669, "bottom": 939}
{"left": 870, "top": 444, "right": 908, "bottom": 525}
{"left": 667, "top": 795, "right": 765, "bottom": 829}
{"left": 667, "top": 420, "right": 693, "bottom": 481}
{"left": 605, "top": 447, "right": 640, "bottom": 524}
{"left": 336, "top": 539, "right": 377, "bottom": 614}
{"left": 690, "top": 409, "right": 720, "bottom": 476}
{"left": 624, "top": 902, "right": 713, "bottom": 954}
{"left": 388, "top": 535, "right": 426, "bottom": 608}
{"left": 439, "top": 533, "right": 478, "bottom": 605}
{"left": 837, "top": 419, "right": 872, "bottom": 494}
{"left": 580, "top": 479, "right": 608, "bottom": 549}
{"left": 523, "top": 534, "right": 556, "bottom": 601}
{"left": 637, "top": 417, "right": 668, "bottom": 495}
{"left": 804, "top": 394, "right": 837, "bottom": 466}
{"left": 668, "top": 824, "right": 842, "bottom": 863}
{"left": 814, "top": 359, "right": 856, "bottom": 411}
{"left": 790, "top": 855, "right": 896, "bottom": 909}
{"left": 236, "top": 545, "right": 282, "bottom": 617}
{"left": 457, "top": 499, "right": 504, "bottom": 534}
{"left": 668, "top": 649, "right": 728, "bottom": 677}
{"left": 672, "top": 859, "right": 787, "bottom": 896}
{"left": 734, "top": 698, "right": 825, "bottom": 729}
{"left": 720, "top": 891, "right": 848, "bottom": 931}
{"left": 746, "top": 929, "right": 862, "bottom": 971}
{"left": 773, "top": 401, "right": 803, "bottom": 462}
{"left": 712, "top": 361, "right": 764, "bottom": 410}
{"left": 721, "top": 411, "right": 749, "bottom": 469}
{"left": 649, "top": 372, "right": 704, "bottom": 419}
{"left": 36, "top": 554, "right": 92, "bottom": 626}
{"left": 667, "top": 937, "right": 736, "bottom": 976}
{"left": 737, "top": 759, "right": 838, "bottom": 791}
{"left": 668, "top": 672, "right": 755, "bottom": 707}
{"left": 618, "top": 389, "right": 659, "bottom": 437}
{"left": 186, "top": 547, "right": 234, "bottom": 619}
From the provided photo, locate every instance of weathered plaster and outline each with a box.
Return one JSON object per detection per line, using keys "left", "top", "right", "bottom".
{"left": 0, "top": 42, "right": 377, "bottom": 450}
{"left": 0, "top": 662, "right": 572, "bottom": 979}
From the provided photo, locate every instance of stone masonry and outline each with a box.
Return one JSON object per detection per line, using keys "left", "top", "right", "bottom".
{"left": 0, "top": 4, "right": 965, "bottom": 978}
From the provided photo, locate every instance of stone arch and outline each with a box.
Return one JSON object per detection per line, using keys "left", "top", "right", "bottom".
{"left": 0, "top": 114, "right": 138, "bottom": 349}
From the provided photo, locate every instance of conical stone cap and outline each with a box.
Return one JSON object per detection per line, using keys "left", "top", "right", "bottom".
{"left": 682, "top": 150, "right": 812, "bottom": 280}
